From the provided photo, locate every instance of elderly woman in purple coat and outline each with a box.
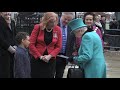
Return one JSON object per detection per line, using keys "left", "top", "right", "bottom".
{"left": 72, "top": 12, "right": 104, "bottom": 56}
{"left": 74, "top": 12, "right": 104, "bottom": 53}
{"left": 83, "top": 12, "right": 104, "bottom": 47}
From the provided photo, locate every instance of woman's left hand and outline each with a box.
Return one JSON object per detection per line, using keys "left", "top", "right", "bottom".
{"left": 44, "top": 55, "right": 52, "bottom": 62}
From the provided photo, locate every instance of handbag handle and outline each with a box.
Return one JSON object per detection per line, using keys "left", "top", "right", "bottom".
{"left": 70, "top": 64, "right": 78, "bottom": 68}
{"left": 69, "top": 63, "right": 83, "bottom": 70}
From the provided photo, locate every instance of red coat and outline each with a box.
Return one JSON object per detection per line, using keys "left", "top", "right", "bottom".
{"left": 29, "top": 24, "right": 62, "bottom": 59}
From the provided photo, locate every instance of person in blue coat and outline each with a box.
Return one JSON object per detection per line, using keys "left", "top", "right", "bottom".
{"left": 67, "top": 18, "right": 106, "bottom": 78}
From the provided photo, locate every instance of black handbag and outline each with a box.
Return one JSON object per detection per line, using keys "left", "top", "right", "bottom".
{"left": 67, "top": 64, "right": 84, "bottom": 78}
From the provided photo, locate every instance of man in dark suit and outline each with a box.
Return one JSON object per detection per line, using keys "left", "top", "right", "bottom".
{"left": 110, "top": 18, "right": 119, "bottom": 29}
{"left": 55, "top": 12, "right": 76, "bottom": 78}
{"left": 100, "top": 15, "right": 106, "bottom": 30}
{"left": 0, "top": 12, "right": 16, "bottom": 78}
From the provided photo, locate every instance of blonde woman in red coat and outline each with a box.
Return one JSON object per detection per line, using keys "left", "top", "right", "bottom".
{"left": 29, "top": 12, "right": 62, "bottom": 78}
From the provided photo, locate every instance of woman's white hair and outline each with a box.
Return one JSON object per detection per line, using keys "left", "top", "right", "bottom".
{"left": 77, "top": 27, "right": 87, "bottom": 32}
{"left": 62, "top": 12, "right": 75, "bottom": 19}
{"left": 71, "top": 27, "right": 87, "bottom": 34}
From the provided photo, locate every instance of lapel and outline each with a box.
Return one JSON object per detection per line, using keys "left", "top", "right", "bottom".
{"left": 10, "top": 21, "right": 13, "bottom": 31}
{"left": 8, "top": 24, "right": 12, "bottom": 31}
{"left": 7, "top": 24, "right": 13, "bottom": 35}
{"left": 5, "top": 20, "right": 13, "bottom": 34}
{"left": 38, "top": 28, "right": 46, "bottom": 45}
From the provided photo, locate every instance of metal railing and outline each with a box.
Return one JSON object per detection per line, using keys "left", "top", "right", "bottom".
{"left": 104, "top": 29, "right": 120, "bottom": 51}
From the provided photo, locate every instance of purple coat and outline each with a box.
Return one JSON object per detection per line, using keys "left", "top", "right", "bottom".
{"left": 93, "top": 26, "right": 104, "bottom": 47}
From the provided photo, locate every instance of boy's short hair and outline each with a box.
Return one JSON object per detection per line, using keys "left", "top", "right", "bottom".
{"left": 15, "top": 32, "right": 29, "bottom": 45}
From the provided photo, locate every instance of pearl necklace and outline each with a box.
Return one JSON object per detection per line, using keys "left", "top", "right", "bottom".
{"left": 46, "top": 28, "right": 53, "bottom": 32}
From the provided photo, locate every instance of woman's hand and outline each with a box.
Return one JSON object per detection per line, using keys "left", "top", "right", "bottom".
{"left": 44, "top": 55, "right": 52, "bottom": 62}
{"left": 40, "top": 55, "right": 52, "bottom": 63}
{"left": 40, "top": 56, "right": 48, "bottom": 63}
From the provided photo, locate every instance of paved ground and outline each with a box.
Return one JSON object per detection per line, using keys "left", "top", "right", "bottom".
{"left": 63, "top": 50, "right": 120, "bottom": 78}
{"left": 105, "top": 50, "right": 120, "bottom": 78}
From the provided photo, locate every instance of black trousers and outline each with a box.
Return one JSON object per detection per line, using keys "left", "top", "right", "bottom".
{"left": 0, "top": 52, "right": 10, "bottom": 78}
{"left": 10, "top": 54, "right": 14, "bottom": 78}
{"left": 31, "top": 58, "right": 56, "bottom": 78}
{"left": 55, "top": 57, "right": 67, "bottom": 78}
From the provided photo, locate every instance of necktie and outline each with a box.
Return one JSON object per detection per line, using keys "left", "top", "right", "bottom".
{"left": 62, "top": 26, "right": 67, "bottom": 54}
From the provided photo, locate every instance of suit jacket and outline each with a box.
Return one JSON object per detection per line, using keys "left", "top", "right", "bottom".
{"left": 29, "top": 24, "right": 62, "bottom": 59}
{"left": 73, "top": 31, "right": 106, "bottom": 78}
{"left": 100, "top": 20, "right": 105, "bottom": 30}
{"left": 0, "top": 16, "right": 16, "bottom": 55}
{"left": 58, "top": 23, "right": 76, "bottom": 57}
{"left": 14, "top": 46, "right": 31, "bottom": 78}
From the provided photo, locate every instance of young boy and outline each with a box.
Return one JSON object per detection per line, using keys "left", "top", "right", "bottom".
{"left": 14, "top": 32, "right": 31, "bottom": 78}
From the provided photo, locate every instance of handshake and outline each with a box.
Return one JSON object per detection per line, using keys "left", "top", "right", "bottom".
{"left": 40, "top": 54, "right": 52, "bottom": 63}
{"left": 57, "top": 55, "right": 74, "bottom": 62}
{"left": 67, "top": 56, "right": 74, "bottom": 62}
{"left": 67, "top": 56, "right": 79, "bottom": 65}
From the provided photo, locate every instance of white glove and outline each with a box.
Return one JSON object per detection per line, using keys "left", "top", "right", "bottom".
{"left": 8, "top": 45, "right": 16, "bottom": 54}
{"left": 13, "top": 45, "right": 17, "bottom": 50}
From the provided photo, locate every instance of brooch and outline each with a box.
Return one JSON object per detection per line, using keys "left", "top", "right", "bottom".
{"left": 53, "top": 32, "right": 58, "bottom": 38}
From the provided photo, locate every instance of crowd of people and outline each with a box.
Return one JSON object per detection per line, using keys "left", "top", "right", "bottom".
{"left": 0, "top": 12, "right": 107, "bottom": 78}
